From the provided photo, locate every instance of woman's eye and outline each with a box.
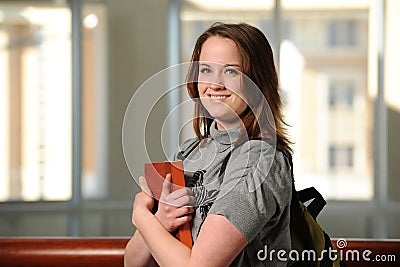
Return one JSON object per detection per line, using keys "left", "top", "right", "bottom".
{"left": 225, "top": 68, "right": 239, "bottom": 75}
{"left": 200, "top": 68, "right": 211, "bottom": 74}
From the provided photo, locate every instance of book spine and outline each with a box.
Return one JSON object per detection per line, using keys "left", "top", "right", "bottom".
{"left": 171, "top": 161, "right": 193, "bottom": 248}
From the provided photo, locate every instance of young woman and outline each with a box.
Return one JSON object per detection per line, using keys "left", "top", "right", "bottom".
{"left": 124, "top": 22, "right": 293, "bottom": 267}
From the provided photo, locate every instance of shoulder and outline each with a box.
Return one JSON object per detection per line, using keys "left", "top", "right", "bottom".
{"left": 229, "top": 140, "right": 292, "bottom": 188}
{"left": 230, "top": 140, "right": 283, "bottom": 166}
{"left": 234, "top": 139, "right": 274, "bottom": 153}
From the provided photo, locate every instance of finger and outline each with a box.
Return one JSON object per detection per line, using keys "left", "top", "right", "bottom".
{"left": 160, "top": 173, "right": 173, "bottom": 200}
{"left": 162, "top": 205, "right": 194, "bottom": 217}
{"left": 169, "top": 187, "right": 193, "bottom": 200}
{"left": 167, "top": 195, "right": 196, "bottom": 208}
{"left": 174, "top": 215, "right": 193, "bottom": 227}
{"left": 174, "top": 206, "right": 195, "bottom": 218}
{"left": 165, "top": 215, "right": 193, "bottom": 232}
{"left": 139, "top": 176, "right": 153, "bottom": 197}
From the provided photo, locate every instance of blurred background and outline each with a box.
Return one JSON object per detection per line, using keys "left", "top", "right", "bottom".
{"left": 0, "top": 0, "right": 399, "bottom": 238}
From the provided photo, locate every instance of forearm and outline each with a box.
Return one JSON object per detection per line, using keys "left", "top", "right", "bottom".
{"left": 124, "top": 230, "right": 156, "bottom": 267}
{"left": 136, "top": 209, "right": 192, "bottom": 267}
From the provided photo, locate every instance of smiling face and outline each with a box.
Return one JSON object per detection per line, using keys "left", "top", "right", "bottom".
{"left": 198, "top": 36, "right": 248, "bottom": 131}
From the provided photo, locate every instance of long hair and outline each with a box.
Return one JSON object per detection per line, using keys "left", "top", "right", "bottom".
{"left": 186, "top": 22, "right": 292, "bottom": 153}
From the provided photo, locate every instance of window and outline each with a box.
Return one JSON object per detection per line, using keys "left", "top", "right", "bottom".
{"left": 328, "top": 20, "right": 356, "bottom": 47}
{"left": 329, "top": 79, "right": 356, "bottom": 109}
{"left": 280, "top": 4, "right": 371, "bottom": 201}
{"left": 0, "top": 5, "right": 72, "bottom": 201}
{"left": 329, "top": 145, "right": 354, "bottom": 170}
{"left": 0, "top": 3, "right": 108, "bottom": 202}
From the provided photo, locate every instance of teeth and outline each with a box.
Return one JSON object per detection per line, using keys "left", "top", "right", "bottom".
{"left": 210, "top": 95, "right": 227, "bottom": 99}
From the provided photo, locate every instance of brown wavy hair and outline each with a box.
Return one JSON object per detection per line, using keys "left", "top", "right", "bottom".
{"left": 186, "top": 22, "right": 292, "bottom": 153}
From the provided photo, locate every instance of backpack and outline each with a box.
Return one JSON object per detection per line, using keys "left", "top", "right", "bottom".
{"left": 284, "top": 152, "right": 346, "bottom": 267}
{"left": 178, "top": 140, "right": 346, "bottom": 267}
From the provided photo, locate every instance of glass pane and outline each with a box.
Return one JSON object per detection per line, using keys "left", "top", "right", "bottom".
{"left": 81, "top": 3, "right": 108, "bottom": 199}
{"left": 0, "top": 213, "right": 68, "bottom": 236}
{"left": 386, "top": 0, "right": 400, "bottom": 203}
{"left": 281, "top": 0, "right": 373, "bottom": 200}
{"left": 0, "top": 3, "right": 71, "bottom": 201}
{"left": 181, "top": 0, "right": 275, "bottom": 62}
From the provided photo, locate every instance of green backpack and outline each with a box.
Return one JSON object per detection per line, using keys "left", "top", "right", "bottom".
{"left": 285, "top": 152, "right": 346, "bottom": 267}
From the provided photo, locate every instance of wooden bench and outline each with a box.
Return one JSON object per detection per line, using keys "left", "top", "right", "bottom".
{"left": 0, "top": 237, "right": 398, "bottom": 266}
{"left": 0, "top": 238, "right": 129, "bottom": 267}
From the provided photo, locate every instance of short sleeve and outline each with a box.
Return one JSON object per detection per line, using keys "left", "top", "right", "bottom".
{"left": 208, "top": 141, "right": 292, "bottom": 242}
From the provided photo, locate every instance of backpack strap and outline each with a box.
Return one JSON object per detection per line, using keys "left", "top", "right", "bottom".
{"left": 283, "top": 151, "right": 326, "bottom": 220}
{"left": 297, "top": 187, "right": 326, "bottom": 220}
{"left": 283, "top": 151, "right": 316, "bottom": 252}
{"left": 176, "top": 139, "right": 200, "bottom": 161}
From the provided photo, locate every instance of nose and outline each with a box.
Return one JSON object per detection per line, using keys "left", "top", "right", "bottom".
{"left": 208, "top": 73, "right": 225, "bottom": 89}
{"left": 208, "top": 82, "right": 224, "bottom": 90}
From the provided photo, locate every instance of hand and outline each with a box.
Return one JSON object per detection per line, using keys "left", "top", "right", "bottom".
{"left": 132, "top": 176, "right": 154, "bottom": 227}
{"left": 155, "top": 173, "right": 195, "bottom": 232}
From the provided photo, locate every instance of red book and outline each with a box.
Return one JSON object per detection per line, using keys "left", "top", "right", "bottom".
{"left": 144, "top": 161, "right": 193, "bottom": 248}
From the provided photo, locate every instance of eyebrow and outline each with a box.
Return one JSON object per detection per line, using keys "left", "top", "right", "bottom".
{"left": 199, "top": 63, "right": 241, "bottom": 68}
{"left": 225, "top": 64, "right": 240, "bottom": 68}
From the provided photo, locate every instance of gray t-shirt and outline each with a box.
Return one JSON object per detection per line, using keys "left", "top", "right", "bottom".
{"left": 178, "top": 122, "right": 292, "bottom": 266}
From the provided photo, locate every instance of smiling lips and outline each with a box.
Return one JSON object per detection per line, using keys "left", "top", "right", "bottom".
{"left": 208, "top": 94, "right": 231, "bottom": 102}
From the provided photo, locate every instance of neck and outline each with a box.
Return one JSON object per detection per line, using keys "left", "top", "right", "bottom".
{"left": 215, "top": 120, "right": 241, "bottom": 131}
